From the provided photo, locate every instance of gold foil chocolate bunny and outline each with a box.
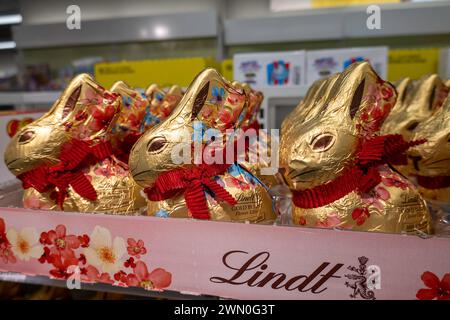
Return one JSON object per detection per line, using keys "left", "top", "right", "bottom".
{"left": 280, "top": 62, "right": 431, "bottom": 234}
{"left": 407, "top": 96, "right": 450, "bottom": 203}
{"left": 129, "top": 68, "right": 276, "bottom": 222}
{"left": 110, "top": 81, "right": 149, "bottom": 163}
{"left": 4, "top": 74, "right": 146, "bottom": 214}
{"left": 382, "top": 75, "right": 450, "bottom": 141}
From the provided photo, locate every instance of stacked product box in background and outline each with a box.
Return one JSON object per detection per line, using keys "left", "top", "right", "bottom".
{"left": 233, "top": 50, "right": 306, "bottom": 88}
{"left": 305, "top": 46, "right": 388, "bottom": 85}
{"left": 439, "top": 47, "right": 450, "bottom": 79}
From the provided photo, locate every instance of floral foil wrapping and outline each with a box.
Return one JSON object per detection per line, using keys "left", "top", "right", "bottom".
{"left": 143, "top": 84, "right": 184, "bottom": 130}
{"left": 110, "top": 81, "right": 148, "bottom": 163}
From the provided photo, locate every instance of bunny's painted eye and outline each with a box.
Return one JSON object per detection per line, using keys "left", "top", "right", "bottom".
{"left": 147, "top": 136, "right": 167, "bottom": 153}
{"left": 406, "top": 121, "right": 419, "bottom": 131}
{"left": 18, "top": 130, "right": 35, "bottom": 144}
{"left": 311, "top": 133, "right": 335, "bottom": 152}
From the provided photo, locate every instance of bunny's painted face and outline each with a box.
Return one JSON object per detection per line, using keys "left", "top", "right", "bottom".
{"left": 129, "top": 68, "right": 248, "bottom": 188}
{"left": 282, "top": 62, "right": 396, "bottom": 190}
{"left": 5, "top": 74, "right": 121, "bottom": 176}
{"left": 407, "top": 99, "right": 450, "bottom": 177}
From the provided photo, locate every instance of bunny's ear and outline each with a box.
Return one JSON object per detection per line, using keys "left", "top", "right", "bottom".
{"left": 325, "top": 62, "right": 396, "bottom": 133}
{"left": 110, "top": 80, "right": 131, "bottom": 93}
{"left": 110, "top": 81, "right": 148, "bottom": 128}
{"left": 167, "top": 85, "right": 183, "bottom": 96}
{"left": 411, "top": 75, "right": 448, "bottom": 113}
{"left": 394, "top": 78, "right": 412, "bottom": 106}
{"left": 238, "top": 82, "right": 263, "bottom": 127}
{"left": 46, "top": 73, "right": 93, "bottom": 121}
{"left": 110, "top": 80, "right": 144, "bottom": 104}
{"left": 59, "top": 75, "right": 122, "bottom": 142}
{"left": 175, "top": 68, "right": 247, "bottom": 131}
{"left": 145, "top": 84, "right": 160, "bottom": 99}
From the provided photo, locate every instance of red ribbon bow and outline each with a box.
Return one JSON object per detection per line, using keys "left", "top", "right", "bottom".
{"left": 292, "top": 134, "right": 426, "bottom": 209}
{"left": 18, "top": 139, "right": 112, "bottom": 209}
{"left": 144, "top": 163, "right": 237, "bottom": 219}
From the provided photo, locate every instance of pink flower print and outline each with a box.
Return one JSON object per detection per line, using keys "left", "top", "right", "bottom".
{"left": 224, "top": 176, "right": 250, "bottom": 190}
{"left": 94, "top": 159, "right": 114, "bottom": 177}
{"left": 23, "top": 193, "right": 51, "bottom": 210}
{"left": 71, "top": 124, "right": 92, "bottom": 141}
{"left": 84, "top": 265, "right": 114, "bottom": 285}
{"left": 126, "top": 261, "right": 172, "bottom": 290}
{"left": 39, "top": 225, "right": 81, "bottom": 260}
{"left": 82, "top": 87, "right": 104, "bottom": 106}
{"left": 226, "top": 92, "right": 245, "bottom": 106}
{"left": 361, "top": 186, "right": 390, "bottom": 211}
{"left": 201, "top": 105, "right": 215, "bottom": 120}
{"left": 127, "top": 238, "right": 147, "bottom": 259}
{"left": 316, "top": 212, "right": 342, "bottom": 228}
{"left": 0, "top": 218, "right": 16, "bottom": 264}
{"left": 382, "top": 176, "right": 409, "bottom": 190}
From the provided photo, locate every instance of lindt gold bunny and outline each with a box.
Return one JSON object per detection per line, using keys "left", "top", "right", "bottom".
{"left": 4, "top": 74, "right": 146, "bottom": 214}
{"left": 129, "top": 68, "right": 276, "bottom": 222}
{"left": 143, "top": 84, "right": 183, "bottom": 130}
{"left": 110, "top": 81, "right": 149, "bottom": 163}
{"left": 382, "top": 75, "right": 449, "bottom": 141}
{"left": 280, "top": 62, "right": 431, "bottom": 234}
{"left": 407, "top": 96, "right": 450, "bottom": 204}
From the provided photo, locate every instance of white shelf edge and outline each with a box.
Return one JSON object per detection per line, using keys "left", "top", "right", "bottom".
{"left": 224, "top": 1, "right": 450, "bottom": 45}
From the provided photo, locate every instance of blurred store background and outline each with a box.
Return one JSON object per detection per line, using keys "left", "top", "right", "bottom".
{"left": 0, "top": 0, "right": 449, "bottom": 129}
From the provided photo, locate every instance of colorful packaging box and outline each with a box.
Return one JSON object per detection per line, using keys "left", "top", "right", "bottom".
{"left": 306, "top": 46, "right": 388, "bottom": 85}
{"left": 94, "top": 57, "right": 218, "bottom": 89}
{"left": 388, "top": 48, "right": 439, "bottom": 82}
{"left": 233, "top": 50, "right": 306, "bottom": 88}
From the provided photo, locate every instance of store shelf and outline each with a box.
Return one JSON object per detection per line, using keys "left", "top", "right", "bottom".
{"left": 0, "top": 91, "right": 60, "bottom": 105}
{"left": 0, "top": 272, "right": 219, "bottom": 300}
{"left": 224, "top": 1, "right": 450, "bottom": 45}
{"left": 12, "top": 11, "right": 218, "bottom": 49}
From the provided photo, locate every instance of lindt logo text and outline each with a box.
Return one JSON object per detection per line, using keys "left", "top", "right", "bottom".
{"left": 210, "top": 250, "right": 343, "bottom": 294}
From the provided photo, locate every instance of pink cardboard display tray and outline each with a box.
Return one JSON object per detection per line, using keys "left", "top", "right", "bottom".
{"left": 0, "top": 183, "right": 449, "bottom": 300}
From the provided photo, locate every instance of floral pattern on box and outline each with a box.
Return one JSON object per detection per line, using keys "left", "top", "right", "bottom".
{"left": 0, "top": 217, "right": 172, "bottom": 291}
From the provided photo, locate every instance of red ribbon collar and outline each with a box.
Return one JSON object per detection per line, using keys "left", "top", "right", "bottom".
{"left": 292, "top": 134, "right": 425, "bottom": 209}
{"left": 18, "top": 139, "right": 112, "bottom": 209}
{"left": 416, "top": 175, "right": 450, "bottom": 190}
{"left": 144, "top": 163, "right": 237, "bottom": 220}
